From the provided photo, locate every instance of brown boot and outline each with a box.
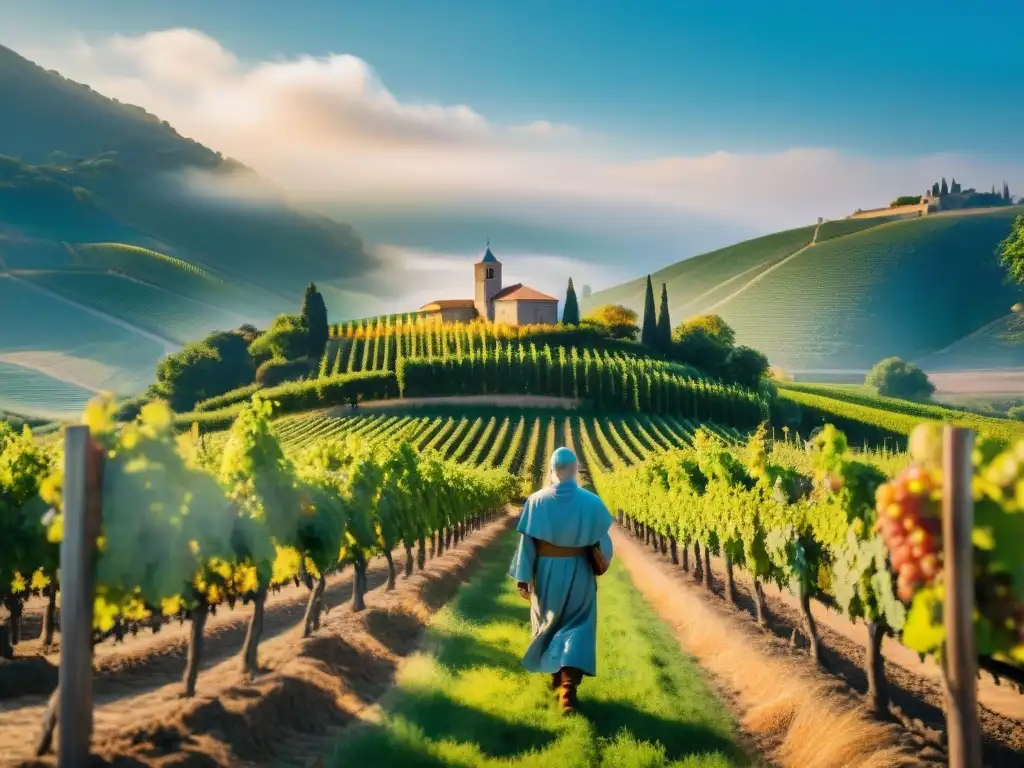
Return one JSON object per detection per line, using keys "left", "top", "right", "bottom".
{"left": 558, "top": 667, "right": 583, "bottom": 714}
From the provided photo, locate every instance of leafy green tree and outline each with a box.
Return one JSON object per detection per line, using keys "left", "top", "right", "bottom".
{"left": 998, "top": 215, "right": 1024, "bottom": 285}
{"left": 640, "top": 275, "right": 658, "bottom": 346}
{"left": 656, "top": 282, "right": 672, "bottom": 350}
{"left": 151, "top": 329, "right": 256, "bottom": 411}
{"left": 673, "top": 314, "right": 736, "bottom": 348}
{"left": 562, "top": 278, "right": 580, "bottom": 325}
{"left": 249, "top": 314, "right": 308, "bottom": 363}
{"left": 725, "top": 346, "right": 770, "bottom": 389}
{"left": 865, "top": 357, "right": 935, "bottom": 400}
{"left": 670, "top": 314, "right": 738, "bottom": 378}
{"left": 583, "top": 304, "right": 639, "bottom": 340}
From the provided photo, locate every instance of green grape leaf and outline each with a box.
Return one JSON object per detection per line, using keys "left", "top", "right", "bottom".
{"left": 901, "top": 587, "right": 944, "bottom": 655}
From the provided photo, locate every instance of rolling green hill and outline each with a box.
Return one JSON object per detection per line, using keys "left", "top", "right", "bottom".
{"left": 0, "top": 42, "right": 378, "bottom": 416}
{"left": 584, "top": 208, "right": 1024, "bottom": 372}
{"left": 915, "top": 313, "right": 1024, "bottom": 371}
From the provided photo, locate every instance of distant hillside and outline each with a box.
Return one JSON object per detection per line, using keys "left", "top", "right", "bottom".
{"left": 584, "top": 208, "right": 1024, "bottom": 372}
{"left": 0, "top": 43, "right": 376, "bottom": 416}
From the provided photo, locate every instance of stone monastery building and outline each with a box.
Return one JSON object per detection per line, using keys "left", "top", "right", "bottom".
{"left": 417, "top": 243, "right": 559, "bottom": 326}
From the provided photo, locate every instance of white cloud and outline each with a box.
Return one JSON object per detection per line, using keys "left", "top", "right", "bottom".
{"left": 14, "top": 28, "right": 1024, "bottom": 256}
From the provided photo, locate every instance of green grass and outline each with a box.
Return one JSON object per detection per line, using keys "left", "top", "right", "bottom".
{"left": 329, "top": 532, "right": 751, "bottom": 768}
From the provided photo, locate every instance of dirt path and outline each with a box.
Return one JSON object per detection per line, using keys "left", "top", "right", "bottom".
{"left": 610, "top": 525, "right": 916, "bottom": 768}
{"left": 345, "top": 395, "right": 582, "bottom": 412}
{"left": 1, "top": 513, "right": 514, "bottom": 767}
{"left": 613, "top": 525, "right": 1024, "bottom": 768}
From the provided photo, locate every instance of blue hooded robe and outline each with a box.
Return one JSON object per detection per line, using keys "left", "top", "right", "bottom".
{"left": 507, "top": 468, "right": 614, "bottom": 677}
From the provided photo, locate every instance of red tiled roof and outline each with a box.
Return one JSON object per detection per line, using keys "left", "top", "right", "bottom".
{"left": 418, "top": 299, "right": 476, "bottom": 312}
{"left": 491, "top": 283, "right": 557, "bottom": 302}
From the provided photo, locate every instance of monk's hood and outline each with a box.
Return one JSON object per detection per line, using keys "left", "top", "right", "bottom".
{"left": 516, "top": 480, "right": 613, "bottom": 547}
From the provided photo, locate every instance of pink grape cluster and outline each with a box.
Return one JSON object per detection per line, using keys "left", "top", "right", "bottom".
{"left": 874, "top": 465, "right": 943, "bottom": 603}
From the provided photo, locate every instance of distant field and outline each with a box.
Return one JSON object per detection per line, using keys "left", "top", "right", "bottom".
{"left": 0, "top": 360, "right": 94, "bottom": 418}
{"left": 25, "top": 270, "right": 246, "bottom": 344}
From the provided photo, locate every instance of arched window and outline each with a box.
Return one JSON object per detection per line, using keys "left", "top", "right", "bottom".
{"left": 486, "top": 268, "right": 494, "bottom": 279}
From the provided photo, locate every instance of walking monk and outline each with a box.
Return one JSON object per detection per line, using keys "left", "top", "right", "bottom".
{"left": 508, "top": 447, "right": 614, "bottom": 714}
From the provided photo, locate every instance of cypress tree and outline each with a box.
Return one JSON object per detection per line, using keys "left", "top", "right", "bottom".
{"left": 641, "top": 275, "right": 658, "bottom": 347}
{"left": 656, "top": 283, "right": 672, "bottom": 350}
{"left": 562, "top": 278, "right": 581, "bottom": 325}
{"left": 300, "top": 282, "right": 329, "bottom": 361}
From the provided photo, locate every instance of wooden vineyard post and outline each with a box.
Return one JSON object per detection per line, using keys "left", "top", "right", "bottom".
{"left": 58, "top": 426, "right": 102, "bottom": 767}
{"left": 942, "top": 426, "right": 982, "bottom": 768}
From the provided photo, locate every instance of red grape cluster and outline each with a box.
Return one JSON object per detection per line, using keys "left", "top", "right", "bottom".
{"left": 875, "top": 465, "right": 943, "bottom": 602}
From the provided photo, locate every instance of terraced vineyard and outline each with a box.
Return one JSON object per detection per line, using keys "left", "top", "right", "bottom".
{"left": 587, "top": 207, "right": 1024, "bottom": 371}
{"left": 210, "top": 407, "right": 746, "bottom": 496}
{"left": 584, "top": 224, "right": 817, "bottom": 317}
{"left": 815, "top": 214, "right": 911, "bottom": 242}
{"left": 71, "top": 243, "right": 285, "bottom": 315}
{"left": 24, "top": 271, "right": 247, "bottom": 344}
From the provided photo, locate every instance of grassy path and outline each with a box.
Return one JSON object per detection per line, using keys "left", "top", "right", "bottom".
{"left": 329, "top": 531, "right": 754, "bottom": 767}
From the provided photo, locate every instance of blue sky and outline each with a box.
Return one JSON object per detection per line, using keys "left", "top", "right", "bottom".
{"left": 3, "top": 0, "right": 1022, "bottom": 310}
{"left": 6, "top": 0, "right": 1020, "bottom": 159}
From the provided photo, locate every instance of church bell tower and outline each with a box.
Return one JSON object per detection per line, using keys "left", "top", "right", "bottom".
{"left": 474, "top": 239, "right": 502, "bottom": 321}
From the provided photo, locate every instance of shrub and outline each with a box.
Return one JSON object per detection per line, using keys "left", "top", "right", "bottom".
{"left": 891, "top": 195, "right": 922, "bottom": 207}
{"left": 194, "top": 383, "right": 263, "bottom": 412}
{"left": 1008, "top": 405, "right": 1024, "bottom": 422}
{"left": 255, "top": 357, "right": 314, "bottom": 386}
{"left": 865, "top": 357, "right": 935, "bottom": 400}
{"left": 175, "top": 370, "right": 399, "bottom": 429}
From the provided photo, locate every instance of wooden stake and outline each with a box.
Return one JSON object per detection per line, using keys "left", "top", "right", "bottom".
{"left": 58, "top": 426, "right": 101, "bottom": 767}
{"left": 942, "top": 426, "right": 982, "bottom": 768}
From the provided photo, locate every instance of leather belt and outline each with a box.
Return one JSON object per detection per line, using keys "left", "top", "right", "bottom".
{"left": 535, "top": 540, "right": 586, "bottom": 557}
